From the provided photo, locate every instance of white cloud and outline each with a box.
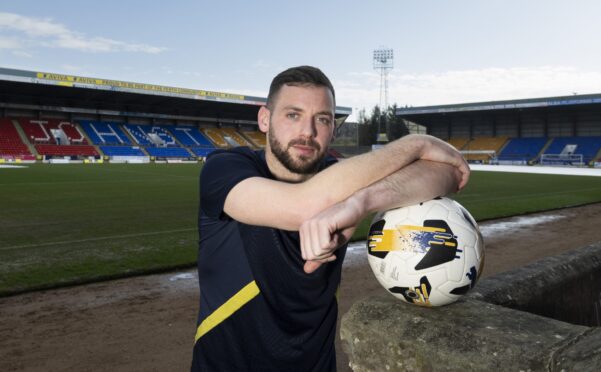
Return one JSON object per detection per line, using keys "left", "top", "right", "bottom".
{"left": 0, "top": 35, "right": 22, "bottom": 49}
{"left": 336, "top": 66, "right": 601, "bottom": 121}
{"left": 12, "top": 50, "right": 33, "bottom": 58}
{"left": 0, "top": 12, "right": 165, "bottom": 54}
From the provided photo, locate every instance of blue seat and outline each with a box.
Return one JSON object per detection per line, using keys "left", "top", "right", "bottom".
{"left": 162, "top": 125, "right": 215, "bottom": 147}
{"left": 79, "top": 121, "right": 131, "bottom": 145}
{"left": 100, "top": 146, "right": 146, "bottom": 156}
{"left": 543, "top": 136, "right": 601, "bottom": 163}
{"left": 145, "top": 147, "right": 191, "bottom": 158}
{"left": 498, "top": 137, "right": 548, "bottom": 161}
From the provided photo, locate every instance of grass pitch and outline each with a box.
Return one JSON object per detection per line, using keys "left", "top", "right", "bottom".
{"left": 1, "top": 164, "right": 601, "bottom": 295}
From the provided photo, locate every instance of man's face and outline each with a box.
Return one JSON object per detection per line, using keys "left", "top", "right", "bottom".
{"left": 263, "top": 84, "right": 335, "bottom": 175}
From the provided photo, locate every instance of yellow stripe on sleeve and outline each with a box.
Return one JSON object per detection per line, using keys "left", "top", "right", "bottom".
{"left": 194, "top": 280, "right": 260, "bottom": 343}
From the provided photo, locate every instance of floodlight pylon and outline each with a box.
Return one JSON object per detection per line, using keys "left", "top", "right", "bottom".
{"left": 373, "top": 48, "right": 393, "bottom": 143}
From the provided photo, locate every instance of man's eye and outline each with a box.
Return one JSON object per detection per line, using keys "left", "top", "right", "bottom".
{"left": 287, "top": 112, "right": 299, "bottom": 119}
{"left": 318, "top": 117, "right": 332, "bottom": 125}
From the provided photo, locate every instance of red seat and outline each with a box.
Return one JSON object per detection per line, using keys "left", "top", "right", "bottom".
{"left": 44, "top": 119, "right": 89, "bottom": 144}
{"left": 35, "top": 144, "right": 99, "bottom": 157}
{"left": 0, "top": 118, "right": 33, "bottom": 157}
{"left": 19, "top": 118, "right": 56, "bottom": 144}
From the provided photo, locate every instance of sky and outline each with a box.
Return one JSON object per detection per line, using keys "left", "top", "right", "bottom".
{"left": 1, "top": 0, "right": 601, "bottom": 121}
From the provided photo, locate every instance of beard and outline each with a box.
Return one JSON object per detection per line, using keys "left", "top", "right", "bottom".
{"left": 268, "top": 124, "right": 326, "bottom": 175}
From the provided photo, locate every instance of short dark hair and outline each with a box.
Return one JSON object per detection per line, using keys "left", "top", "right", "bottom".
{"left": 266, "top": 66, "right": 335, "bottom": 110}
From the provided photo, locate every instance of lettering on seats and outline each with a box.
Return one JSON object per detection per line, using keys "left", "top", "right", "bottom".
{"left": 174, "top": 127, "right": 200, "bottom": 146}
{"left": 58, "top": 121, "right": 84, "bottom": 143}
{"left": 151, "top": 127, "right": 175, "bottom": 146}
{"left": 91, "top": 123, "right": 123, "bottom": 144}
{"left": 29, "top": 120, "right": 51, "bottom": 142}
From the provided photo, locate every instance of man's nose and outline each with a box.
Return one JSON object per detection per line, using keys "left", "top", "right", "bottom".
{"left": 299, "top": 116, "right": 316, "bottom": 137}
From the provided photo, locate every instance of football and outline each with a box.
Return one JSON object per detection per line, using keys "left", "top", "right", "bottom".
{"left": 367, "top": 197, "right": 485, "bottom": 306}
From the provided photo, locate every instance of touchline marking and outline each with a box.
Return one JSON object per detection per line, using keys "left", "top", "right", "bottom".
{"left": 0, "top": 228, "right": 196, "bottom": 251}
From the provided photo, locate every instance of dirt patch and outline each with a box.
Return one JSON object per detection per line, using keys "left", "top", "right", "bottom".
{"left": 2, "top": 203, "right": 601, "bottom": 372}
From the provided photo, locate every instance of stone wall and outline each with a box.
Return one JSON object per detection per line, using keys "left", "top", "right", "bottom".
{"left": 341, "top": 242, "right": 601, "bottom": 371}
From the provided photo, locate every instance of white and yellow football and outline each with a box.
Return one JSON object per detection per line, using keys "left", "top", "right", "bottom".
{"left": 367, "top": 197, "right": 485, "bottom": 307}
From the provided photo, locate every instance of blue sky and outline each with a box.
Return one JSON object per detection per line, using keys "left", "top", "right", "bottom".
{"left": 1, "top": 0, "right": 600, "bottom": 120}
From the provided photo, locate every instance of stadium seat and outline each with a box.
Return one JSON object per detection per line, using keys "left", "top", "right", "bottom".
{"left": 241, "top": 130, "right": 267, "bottom": 148}
{"left": 200, "top": 128, "right": 230, "bottom": 148}
{"left": 166, "top": 125, "right": 215, "bottom": 148}
{"left": 190, "top": 147, "right": 216, "bottom": 157}
{"left": 220, "top": 128, "right": 254, "bottom": 147}
{"left": 498, "top": 137, "right": 548, "bottom": 163}
{"left": 79, "top": 120, "right": 131, "bottom": 145}
{"left": 0, "top": 118, "right": 33, "bottom": 157}
{"left": 42, "top": 120, "right": 89, "bottom": 145}
{"left": 542, "top": 136, "right": 601, "bottom": 164}
{"left": 145, "top": 146, "right": 192, "bottom": 158}
{"left": 19, "top": 118, "right": 57, "bottom": 144}
{"left": 35, "top": 144, "right": 99, "bottom": 157}
{"left": 447, "top": 138, "right": 469, "bottom": 150}
{"left": 462, "top": 137, "right": 508, "bottom": 162}
{"left": 123, "top": 124, "right": 178, "bottom": 147}
{"left": 99, "top": 146, "right": 146, "bottom": 157}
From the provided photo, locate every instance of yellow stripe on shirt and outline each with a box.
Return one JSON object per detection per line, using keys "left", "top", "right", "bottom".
{"left": 194, "top": 280, "right": 260, "bottom": 343}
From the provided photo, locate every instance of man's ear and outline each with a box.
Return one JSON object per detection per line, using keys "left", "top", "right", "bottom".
{"left": 258, "top": 106, "right": 270, "bottom": 134}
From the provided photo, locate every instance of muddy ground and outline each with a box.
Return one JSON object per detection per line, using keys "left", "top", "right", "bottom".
{"left": 2, "top": 203, "right": 601, "bottom": 372}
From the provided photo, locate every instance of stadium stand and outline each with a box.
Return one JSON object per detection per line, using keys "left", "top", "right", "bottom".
{"left": 200, "top": 128, "right": 230, "bottom": 148}
{"left": 447, "top": 138, "right": 469, "bottom": 150}
{"left": 241, "top": 130, "right": 267, "bottom": 148}
{"left": 123, "top": 124, "right": 178, "bottom": 147}
{"left": 0, "top": 118, "right": 33, "bottom": 158}
{"left": 497, "top": 137, "right": 549, "bottom": 163}
{"left": 145, "top": 146, "right": 192, "bottom": 158}
{"left": 99, "top": 146, "right": 146, "bottom": 157}
{"left": 165, "top": 126, "right": 214, "bottom": 148}
{"left": 122, "top": 124, "right": 153, "bottom": 146}
{"left": 220, "top": 128, "right": 254, "bottom": 147}
{"left": 42, "top": 120, "right": 88, "bottom": 145}
{"left": 35, "top": 144, "right": 99, "bottom": 157}
{"left": 190, "top": 147, "right": 216, "bottom": 157}
{"left": 79, "top": 121, "right": 131, "bottom": 145}
{"left": 19, "top": 118, "right": 56, "bottom": 144}
{"left": 542, "top": 136, "right": 601, "bottom": 164}
{"left": 461, "top": 136, "right": 508, "bottom": 163}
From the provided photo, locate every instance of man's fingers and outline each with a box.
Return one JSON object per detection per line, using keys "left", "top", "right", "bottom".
{"left": 458, "top": 161, "right": 470, "bottom": 190}
{"left": 304, "top": 255, "right": 337, "bottom": 274}
{"left": 304, "top": 260, "right": 321, "bottom": 274}
{"left": 309, "top": 220, "right": 323, "bottom": 260}
{"left": 300, "top": 224, "right": 308, "bottom": 260}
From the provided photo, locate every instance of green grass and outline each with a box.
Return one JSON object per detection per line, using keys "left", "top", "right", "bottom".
{"left": 352, "top": 171, "right": 601, "bottom": 241}
{"left": 1, "top": 164, "right": 601, "bottom": 295}
{"left": 0, "top": 164, "right": 200, "bottom": 295}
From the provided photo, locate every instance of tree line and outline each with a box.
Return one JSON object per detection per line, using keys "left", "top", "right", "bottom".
{"left": 356, "top": 104, "right": 410, "bottom": 146}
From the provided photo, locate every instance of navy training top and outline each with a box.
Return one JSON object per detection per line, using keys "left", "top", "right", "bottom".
{"left": 192, "top": 146, "right": 346, "bottom": 371}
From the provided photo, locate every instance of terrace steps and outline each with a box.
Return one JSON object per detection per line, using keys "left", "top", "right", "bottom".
{"left": 13, "top": 119, "right": 38, "bottom": 156}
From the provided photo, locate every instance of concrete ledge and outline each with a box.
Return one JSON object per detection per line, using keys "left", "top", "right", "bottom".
{"left": 341, "top": 242, "right": 601, "bottom": 371}
{"left": 470, "top": 241, "right": 601, "bottom": 327}
{"left": 553, "top": 328, "right": 601, "bottom": 371}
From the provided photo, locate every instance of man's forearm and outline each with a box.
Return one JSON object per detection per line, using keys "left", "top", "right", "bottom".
{"left": 299, "top": 159, "right": 462, "bottom": 273}
{"left": 353, "top": 159, "right": 461, "bottom": 215}
{"left": 224, "top": 134, "right": 468, "bottom": 232}
{"left": 296, "top": 135, "right": 468, "bottom": 221}
{"left": 297, "top": 134, "right": 426, "bottom": 208}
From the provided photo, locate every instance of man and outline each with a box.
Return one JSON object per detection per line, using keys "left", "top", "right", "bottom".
{"left": 192, "top": 66, "right": 469, "bottom": 371}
